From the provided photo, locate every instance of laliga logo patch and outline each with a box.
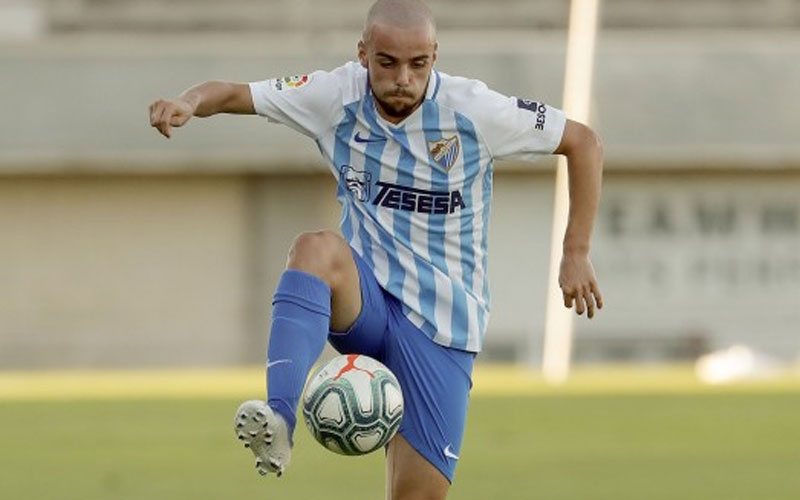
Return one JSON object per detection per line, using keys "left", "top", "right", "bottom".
{"left": 427, "top": 135, "right": 460, "bottom": 171}
{"left": 273, "top": 74, "right": 311, "bottom": 91}
{"left": 340, "top": 166, "right": 371, "bottom": 202}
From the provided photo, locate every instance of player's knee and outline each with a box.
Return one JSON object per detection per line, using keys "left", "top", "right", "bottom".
{"left": 286, "top": 230, "right": 349, "bottom": 286}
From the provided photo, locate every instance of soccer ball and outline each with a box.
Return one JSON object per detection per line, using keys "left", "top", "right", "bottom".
{"left": 302, "top": 354, "right": 404, "bottom": 456}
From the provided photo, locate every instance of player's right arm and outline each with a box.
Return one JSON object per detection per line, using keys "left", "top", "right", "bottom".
{"left": 149, "top": 81, "right": 254, "bottom": 139}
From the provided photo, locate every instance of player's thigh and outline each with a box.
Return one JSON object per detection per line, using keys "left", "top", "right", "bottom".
{"left": 386, "top": 434, "right": 449, "bottom": 500}
{"left": 327, "top": 248, "right": 390, "bottom": 359}
{"left": 286, "top": 230, "right": 361, "bottom": 332}
{"left": 328, "top": 246, "right": 362, "bottom": 333}
{"left": 382, "top": 302, "right": 475, "bottom": 488}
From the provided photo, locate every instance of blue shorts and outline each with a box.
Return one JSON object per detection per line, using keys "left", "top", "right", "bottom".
{"left": 327, "top": 249, "right": 475, "bottom": 483}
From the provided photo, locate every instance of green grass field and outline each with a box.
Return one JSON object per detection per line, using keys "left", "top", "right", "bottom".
{"left": 1, "top": 367, "right": 799, "bottom": 499}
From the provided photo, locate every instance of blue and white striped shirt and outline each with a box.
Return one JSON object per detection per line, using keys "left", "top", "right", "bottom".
{"left": 250, "top": 62, "right": 566, "bottom": 352}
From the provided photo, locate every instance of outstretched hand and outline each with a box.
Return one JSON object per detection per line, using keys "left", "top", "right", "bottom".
{"left": 559, "top": 252, "right": 603, "bottom": 318}
{"left": 149, "top": 98, "right": 195, "bottom": 138}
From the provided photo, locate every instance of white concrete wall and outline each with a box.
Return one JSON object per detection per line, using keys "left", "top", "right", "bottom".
{"left": 0, "top": 174, "right": 348, "bottom": 368}
{"left": 38, "top": 0, "right": 800, "bottom": 33}
{"left": 3, "top": 170, "right": 797, "bottom": 368}
{"left": 2, "top": 31, "right": 799, "bottom": 172}
{"left": 584, "top": 171, "right": 800, "bottom": 361}
{"left": 0, "top": 175, "right": 249, "bottom": 367}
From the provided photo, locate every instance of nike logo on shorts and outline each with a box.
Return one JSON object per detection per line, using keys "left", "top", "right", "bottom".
{"left": 444, "top": 444, "right": 460, "bottom": 461}
{"left": 354, "top": 132, "right": 386, "bottom": 143}
{"left": 266, "top": 359, "right": 292, "bottom": 369}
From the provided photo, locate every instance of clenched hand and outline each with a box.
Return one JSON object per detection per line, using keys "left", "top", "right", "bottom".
{"left": 149, "top": 98, "right": 195, "bottom": 138}
{"left": 559, "top": 252, "right": 603, "bottom": 318}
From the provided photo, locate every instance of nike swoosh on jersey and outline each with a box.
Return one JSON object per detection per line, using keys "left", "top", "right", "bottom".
{"left": 354, "top": 131, "right": 386, "bottom": 143}
{"left": 443, "top": 444, "right": 460, "bottom": 460}
{"left": 266, "top": 359, "right": 293, "bottom": 369}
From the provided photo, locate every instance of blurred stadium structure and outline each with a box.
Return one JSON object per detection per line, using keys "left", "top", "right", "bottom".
{"left": 1, "top": 0, "right": 799, "bottom": 369}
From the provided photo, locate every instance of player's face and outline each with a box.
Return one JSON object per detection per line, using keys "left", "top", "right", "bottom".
{"left": 359, "top": 22, "right": 437, "bottom": 123}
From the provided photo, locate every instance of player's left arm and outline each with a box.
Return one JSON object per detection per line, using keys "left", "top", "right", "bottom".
{"left": 553, "top": 119, "right": 604, "bottom": 318}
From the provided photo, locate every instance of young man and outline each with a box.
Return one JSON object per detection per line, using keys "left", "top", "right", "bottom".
{"left": 149, "top": 0, "right": 603, "bottom": 498}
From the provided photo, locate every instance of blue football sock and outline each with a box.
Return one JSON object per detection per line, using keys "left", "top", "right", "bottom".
{"left": 266, "top": 269, "right": 331, "bottom": 441}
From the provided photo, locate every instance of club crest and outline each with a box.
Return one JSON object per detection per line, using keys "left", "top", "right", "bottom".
{"left": 428, "top": 135, "right": 460, "bottom": 171}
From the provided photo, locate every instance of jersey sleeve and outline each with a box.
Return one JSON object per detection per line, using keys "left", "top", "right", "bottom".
{"left": 448, "top": 79, "right": 567, "bottom": 162}
{"left": 249, "top": 70, "right": 343, "bottom": 139}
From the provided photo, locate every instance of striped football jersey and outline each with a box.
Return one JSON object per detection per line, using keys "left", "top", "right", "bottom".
{"left": 250, "top": 62, "right": 566, "bottom": 352}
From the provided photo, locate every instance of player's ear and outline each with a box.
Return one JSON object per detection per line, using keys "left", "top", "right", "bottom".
{"left": 432, "top": 42, "right": 438, "bottom": 66}
{"left": 358, "top": 40, "right": 368, "bottom": 68}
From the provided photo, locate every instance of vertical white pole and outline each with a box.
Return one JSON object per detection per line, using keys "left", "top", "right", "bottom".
{"left": 541, "top": 0, "right": 601, "bottom": 384}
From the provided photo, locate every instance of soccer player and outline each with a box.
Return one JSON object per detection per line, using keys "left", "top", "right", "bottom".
{"left": 149, "top": 0, "right": 603, "bottom": 498}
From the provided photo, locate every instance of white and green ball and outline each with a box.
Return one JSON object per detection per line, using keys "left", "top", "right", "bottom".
{"left": 302, "top": 354, "right": 404, "bottom": 455}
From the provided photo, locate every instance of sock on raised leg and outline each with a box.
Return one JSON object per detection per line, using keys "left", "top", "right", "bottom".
{"left": 266, "top": 269, "right": 331, "bottom": 440}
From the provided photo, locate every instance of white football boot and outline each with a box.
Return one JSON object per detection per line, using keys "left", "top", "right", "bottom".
{"left": 234, "top": 400, "right": 292, "bottom": 477}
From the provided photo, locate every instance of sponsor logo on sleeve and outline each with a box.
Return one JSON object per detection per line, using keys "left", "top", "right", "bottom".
{"left": 427, "top": 135, "right": 460, "bottom": 171}
{"left": 516, "top": 98, "right": 548, "bottom": 130}
{"left": 274, "top": 74, "right": 311, "bottom": 91}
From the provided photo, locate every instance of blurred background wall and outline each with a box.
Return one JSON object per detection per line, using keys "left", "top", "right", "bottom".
{"left": 1, "top": 0, "right": 798, "bottom": 368}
